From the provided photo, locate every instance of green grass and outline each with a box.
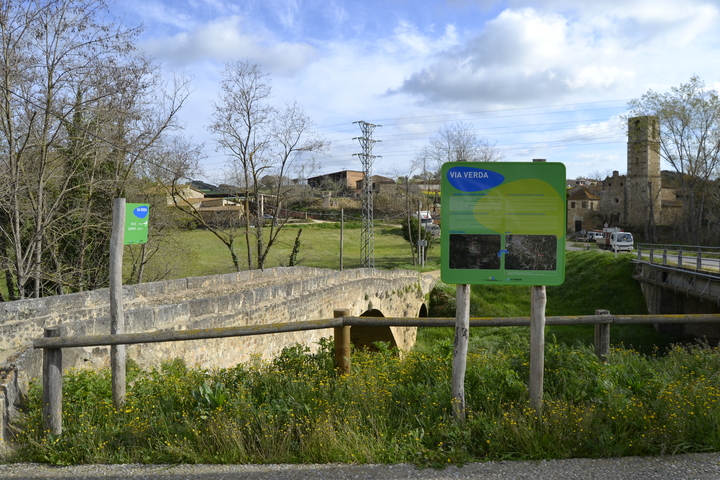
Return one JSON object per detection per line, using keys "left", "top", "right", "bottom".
{"left": 131, "top": 222, "right": 439, "bottom": 280}
{"left": 12, "top": 340, "right": 720, "bottom": 465}
{"left": 7, "top": 237, "right": 715, "bottom": 465}
{"left": 420, "top": 250, "right": 689, "bottom": 357}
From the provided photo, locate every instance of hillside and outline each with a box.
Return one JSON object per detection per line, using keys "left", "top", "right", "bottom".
{"left": 423, "top": 250, "right": 687, "bottom": 355}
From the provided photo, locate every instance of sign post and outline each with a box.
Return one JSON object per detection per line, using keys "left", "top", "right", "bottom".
{"left": 110, "top": 200, "right": 150, "bottom": 408}
{"left": 109, "top": 199, "right": 126, "bottom": 408}
{"left": 440, "top": 161, "right": 566, "bottom": 415}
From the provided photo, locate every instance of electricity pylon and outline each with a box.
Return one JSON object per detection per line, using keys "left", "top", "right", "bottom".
{"left": 353, "top": 121, "right": 381, "bottom": 268}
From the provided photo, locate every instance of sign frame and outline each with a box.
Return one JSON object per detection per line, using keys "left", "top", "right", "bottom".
{"left": 440, "top": 161, "right": 566, "bottom": 286}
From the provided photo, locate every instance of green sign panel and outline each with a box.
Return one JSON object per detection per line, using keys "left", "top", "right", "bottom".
{"left": 124, "top": 203, "right": 149, "bottom": 245}
{"left": 440, "top": 162, "right": 566, "bottom": 286}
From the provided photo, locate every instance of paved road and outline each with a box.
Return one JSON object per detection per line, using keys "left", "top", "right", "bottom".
{"left": 2, "top": 453, "right": 720, "bottom": 480}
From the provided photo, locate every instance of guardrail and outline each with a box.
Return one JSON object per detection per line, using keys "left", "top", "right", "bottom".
{"left": 637, "top": 244, "right": 720, "bottom": 271}
{"left": 34, "top": 309, "right": 720, "bottom": 435}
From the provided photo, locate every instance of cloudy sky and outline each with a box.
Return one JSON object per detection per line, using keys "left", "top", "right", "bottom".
{"left": 109, "top": 0, "right": 720, "bottom": 182}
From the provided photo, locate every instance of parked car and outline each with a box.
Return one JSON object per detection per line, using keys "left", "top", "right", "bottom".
{"left": 261, "top": 213, "right": 277, "bottom": 225}
{"left": 586, "top": 230, "right": 604, "bottom": 242}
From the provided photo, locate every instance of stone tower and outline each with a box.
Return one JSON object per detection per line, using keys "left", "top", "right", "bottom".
{"left": 626, "top": 116, "right": 662, "bottom": 228}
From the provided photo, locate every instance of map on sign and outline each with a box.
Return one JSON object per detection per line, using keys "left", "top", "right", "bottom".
{"left": 124, "top": 203, "right": 150, "bottom": 245}
{"left": 440, "top": 162, "right": 566, "bottom": 286}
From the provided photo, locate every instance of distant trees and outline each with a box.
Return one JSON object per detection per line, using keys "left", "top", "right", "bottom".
{"left": 208, "top": 60, "right": 327, "bottom": 271}
{"left": 400, "top": 216, "right": 436, "bottom": 263}
{"left": 628, "top": 76, "right": 720, "bottom": 244}
{"left": 418, "top": 122, "right": 504, "bottom": 180}
{"left": 0, "top": 0, "right": 190, "bottom": 299}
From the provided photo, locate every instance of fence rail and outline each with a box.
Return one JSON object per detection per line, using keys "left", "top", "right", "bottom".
{"left": 637, "top": 244, "right": 720, "bottom": 272}
{"left": 34, "top": 311, "right": 720, "bottom": 435}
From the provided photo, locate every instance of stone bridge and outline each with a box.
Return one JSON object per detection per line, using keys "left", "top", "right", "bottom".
{"left": 0, "top": 267, "right": 437, "bottom": 443}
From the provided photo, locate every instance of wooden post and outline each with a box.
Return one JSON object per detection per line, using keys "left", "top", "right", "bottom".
{"left": 594, "top": 309, "right": 611, "bottom": 362}
{"left": 529, "top": 285, "right": 546, "bottom": 413}
{"left": 333, "top": 308, "right": 351, "bottom": 374}
{"left": 697, "top": 247, "right": 702, "bottom": 270}
{"left": 452, "top": 284, "right": 470, "bottom": 421}
{"left": 417, "top": 202, "right": 422, "bottom": 266}
{"left": 110, "top": 198, "right": 126, "bottom": 408}
{"left": 340, "top": 209, "right": 344, "bottom": 272}
{"left": 42, "top": 326, "right": 63, "bottom": 435}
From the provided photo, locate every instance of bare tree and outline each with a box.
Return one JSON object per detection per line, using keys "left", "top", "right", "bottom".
{"left": 131, "top": 135, "right": 204, "bottom": 283}
{"left": 0, "top": 0, "right": 190, "bottom": 298}
{"left": 420, "top": 122, "right": 504, "bottom": 178}
{"left": 209, "top": 61, "right": 327, "bottom": 270}
{"left": 628, "top": 76, "right": 720, "bottom": 244}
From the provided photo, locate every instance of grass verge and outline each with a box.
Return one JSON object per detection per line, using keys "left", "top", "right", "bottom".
{"left": 11, "top": 340, "right": 720, "bottom": 465}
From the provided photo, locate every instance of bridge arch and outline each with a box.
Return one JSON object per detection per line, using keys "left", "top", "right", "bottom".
{"left": 0, "top": 267, "right": 437, "bottom": 441}
{"left": 352, "top": 309, "right": 394, "bottom": 351}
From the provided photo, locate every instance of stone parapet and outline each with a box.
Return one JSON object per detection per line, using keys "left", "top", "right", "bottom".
{"left": 0, "top": 267, "right": 435, "bottom": 443}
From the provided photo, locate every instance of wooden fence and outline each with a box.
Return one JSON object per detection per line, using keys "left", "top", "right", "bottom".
{"left": 33, "top": 310, "right": 720, "bottom": 435}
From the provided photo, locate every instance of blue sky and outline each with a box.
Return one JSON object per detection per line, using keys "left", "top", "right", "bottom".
{"left": 108, "top": 0, "right": 720, "bottom": 182}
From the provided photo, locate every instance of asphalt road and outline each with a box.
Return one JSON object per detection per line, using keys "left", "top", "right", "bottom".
{"left": 2, "top": 453, "right": 720, "bottom": 479}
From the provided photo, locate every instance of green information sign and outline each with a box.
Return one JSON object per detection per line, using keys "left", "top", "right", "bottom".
{"left": 440, "top": 162, "right": 566, "bottom": 286}
{"left": 124, "top": 203, "right": 149, "bottom": 245}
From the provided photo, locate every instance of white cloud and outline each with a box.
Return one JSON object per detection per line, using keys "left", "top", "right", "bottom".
{"left": 267, "top": 0, "right": 301, "bottom": 31}
{"left": 141, "top": 16, "right": 317, "bottom": 74}
{"left": 393, "top": 8, "right": 628, "bottom": 105}
{"left": 392, "top": 2, "right": 720, "bottom": 108}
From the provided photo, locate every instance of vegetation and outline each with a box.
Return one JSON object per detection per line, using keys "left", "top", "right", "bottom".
{"left": 628, "top": 76, "right": 720, "bottom": 245}
{"left": 10, "top": 250, "right": 716, "bottom": 465}
{"left": 123, "top": 222, "right": 441, "bottom": 280}
{"left": 399, "top": 217, "right": 438, "bottom": 264}
{"left": 424, "top": 250, "right": 681, "bottom": 357}
{"left": 0, "top": 0, "right": 191, "bottom": 300}
{"left": 12, "top": 340, "right": 720, "bottom": 465}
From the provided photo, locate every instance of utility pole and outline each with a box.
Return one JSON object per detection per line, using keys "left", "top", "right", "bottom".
{"left": 353, "top": 121, "right": 381, "bottom": 268}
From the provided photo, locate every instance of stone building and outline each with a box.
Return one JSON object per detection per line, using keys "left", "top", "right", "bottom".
{"left": 568, "top": 116, "right": 682, "bottom": 235}
{"left": 567, "top": 186, "right": 602, "bottom": 232}
{"left": 307, "top": 170, "right": 365, "bottom": 190}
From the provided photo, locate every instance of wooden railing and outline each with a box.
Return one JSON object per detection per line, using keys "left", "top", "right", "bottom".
{"left": 34, "top": 309, "right": 720, "bottom": 435}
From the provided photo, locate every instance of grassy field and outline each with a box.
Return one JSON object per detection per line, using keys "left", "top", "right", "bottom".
{"left": 131, "top": 221, "right": 439, "bottom": 281}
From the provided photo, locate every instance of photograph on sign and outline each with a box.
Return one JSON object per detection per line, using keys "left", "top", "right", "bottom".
{"left": 440, "top": 162, "right": 566, "bottom": 286}
{"left": 124, "top": 203, "right": 150, "bottom": 245}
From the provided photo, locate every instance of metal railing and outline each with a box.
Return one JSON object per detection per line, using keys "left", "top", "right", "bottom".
{"left": 637, "top": 244, "right": 720, "bottom": 272}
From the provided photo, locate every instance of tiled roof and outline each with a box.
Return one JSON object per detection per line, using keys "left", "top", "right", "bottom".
{"left": 567, "top": 186, "right": 601, "bottom": 201}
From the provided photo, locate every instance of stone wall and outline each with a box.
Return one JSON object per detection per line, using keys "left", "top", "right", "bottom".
{"left": 0, "top": 267, "right": 436, "bottom": 443}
